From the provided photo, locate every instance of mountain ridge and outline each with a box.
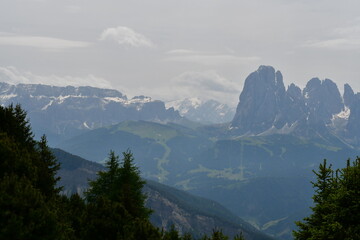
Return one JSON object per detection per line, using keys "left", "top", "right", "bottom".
{"left": 0, "top": 82, "right": 182, "bottom": 144}
{"left": 230, "top": 65, "right": 360, "bottom": 148}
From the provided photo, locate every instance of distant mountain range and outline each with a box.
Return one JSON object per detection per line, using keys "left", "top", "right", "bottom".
{"left": 2, "top": 65, "right": 359, "bottom": 146}
{"left": 0, "top": 82, "right": 234, "bottom": 144}
{"left": 0, "top": 82, "right": 181, "bottom": 144}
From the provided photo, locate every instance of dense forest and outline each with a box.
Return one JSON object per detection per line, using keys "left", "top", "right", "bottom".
{"left": 1, "top": 104, "right": 359, "bottom": 240}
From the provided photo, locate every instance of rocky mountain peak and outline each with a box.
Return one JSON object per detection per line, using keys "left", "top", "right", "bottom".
{"left": 303, "top": 78, "right": 321, "bottom": 98}
{"left": 249, "top": 66, "right": 285, "bottom": 93}
{"left": 303, "top": 78, "right": 343, "bottom": 124}
{"left": 344, "top": 83, "right": 355, "bottom": 107}
{"left": 231, "top": 65, "right": 286, "bottom": 133}
{"left": 275, "top": 70, "right": 286, "bottom": 95}
{"left": 286, "top": 83, "right": 302, "bottom": 100}
{"left": 230, "top": 66, "right": 359, "bottom": 140}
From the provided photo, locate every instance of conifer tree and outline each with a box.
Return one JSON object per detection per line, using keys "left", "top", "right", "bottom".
{"left": 36, "top": 135, "right": 61, "bottom": 199}
{"left": 86, "top": 151, "right": 120, "bottom": 203}
{"left": 118, "top": 150, "right": 151, "bottom": 219}
{"left": 84, "top": 150, "right": 156, "bottom": 239}
{"left": 0, "top": 104, "right": 35, "bottom": 148}
{"left": 334, "top": 158, "right": 360, "bottom": 239}
{"left": 294, "top": 158, "right": 360, "bottom": 239}
{"left": 86, "top": 150, "right": 151, "bottom": 219}
{"left": 294, "top": 160, "right": 339, "bottom": 239}
{"left": 0, "top": 104, "right": 63, "bottom": 239}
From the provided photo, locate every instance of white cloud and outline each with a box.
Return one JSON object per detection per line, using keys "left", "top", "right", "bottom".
{"left": 165, "top": 49, "right": 260, "bottom": 66}
{"left": 303, "top": 22, "right": 360, "bottom": 50}
{"left": 304, "top": 38, "right": 360, "bottom": 50}
{"left": 0, "top": 66, "right": 112, "bottom": 89}
{"left": 0, "top": 33, "right": 91, "bottom": 50}
{"left": 99, "top": 26, "right": 154, "bottom": 48}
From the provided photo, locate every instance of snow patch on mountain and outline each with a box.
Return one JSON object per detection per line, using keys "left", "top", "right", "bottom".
{"left": 0, "top": 93, "right": 17, "bottom": 100}
{"left": 334, "top": 107, "right": 350, "bottom": 120}
{"left": 166, "top": 97, "right": 203, "bottom": 115}
{"left": 166, "top": 97, "right": 235, "bottom": 124}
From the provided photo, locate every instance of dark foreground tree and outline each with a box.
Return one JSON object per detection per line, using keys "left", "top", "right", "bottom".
{"left": 0, "top": 104, "right": 64, "bottom": 239}
{"left": 293, "top": 158, "right": 360, "bottom": 240}
{"left": 84, "top": 150, "right": 156, "bottom": 239}
{"left": 86, "top": 150, "right": 151, "bottom": 219}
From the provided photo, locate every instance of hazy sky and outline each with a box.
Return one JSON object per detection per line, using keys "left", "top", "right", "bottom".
{"left": 1, "top": 0, "right": 360, "bottom": 106}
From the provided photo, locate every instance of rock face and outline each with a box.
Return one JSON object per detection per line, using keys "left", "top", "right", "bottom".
{"left": 166, "top": 98, "right": 235, "bottom": 124}
{"left": 343, "top": 83, "right": 355, "bottom": 107}
{"left": 281, "top": 83, "right": 307, "bottom": 127}
{"left": 230, "top": 66, "right": 295, "bottom": 134}
{"left": 346, "top": 93, "right": 360, "bottom": 144}
{"left": 303, "top": 78, "right": 343, "bottom": 125}
{"left": 341, "top": 83, "right": 360, "bottom": 144}
{"left": 231, "top": 65, "right": 360, "bottom": 145}
{"left": 0, "top": 82, "right": 182, "bottom": 144}
{"left": 231, "top": 66, "right": 285, "bottom": 134}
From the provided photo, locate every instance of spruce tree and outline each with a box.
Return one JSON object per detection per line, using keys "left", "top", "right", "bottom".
{"left": 86, "top": 150, "right": 151, "bottom": 219}
{"left": 0, "top": 104, "right": 63, "bottom": 239}
{"left": 294, "top": 160, "right": 339, "bottom": 239}
{"left": 294, "top": 158, "right": 360, "bottom": 239}
{"left": 36, "top": 135, "right": 61, "bottom": 199}
{"left": 118, "top": 150, "right": 151, "bottom": 219}
{"left": 86, "top": 151, "right": 121, "bottom": 203}
{"left": 84, "top": 150, "right": 155, "bottom": 239}
{"left": 334, "top": 158, "right": 360, "bottom": 239}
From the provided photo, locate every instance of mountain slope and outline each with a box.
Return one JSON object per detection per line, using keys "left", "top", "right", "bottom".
{"left": 53, "top": 148, "right": 273, "bottom": 240}
{"left": 146, "top": 180, "right": 274, "bottom": 240}
{"left": 57, "top": 120, "right": 213, "bottom": 184}
{"left": 54, "top": 148, "right": 105, "bottom": 195}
